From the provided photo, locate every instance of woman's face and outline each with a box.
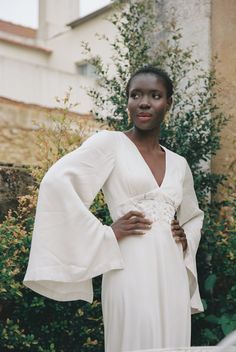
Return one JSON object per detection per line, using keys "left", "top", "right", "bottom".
{"left": 127, "top": 73, "right": 172, "bottom": 131}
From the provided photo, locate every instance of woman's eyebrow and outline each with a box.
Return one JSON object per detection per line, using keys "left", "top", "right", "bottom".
{"left": 130, "top": 88, "right": 141, "bottom": 92}
{"left": 150, "top": 89, "right": 163, "bottom": 93}
{"left": 130, "top": 88, "right": 162, "bottom": 92}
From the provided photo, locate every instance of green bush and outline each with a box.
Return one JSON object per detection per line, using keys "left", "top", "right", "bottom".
{"left": 192, "top": 182, "right": 236, "bottom": 345}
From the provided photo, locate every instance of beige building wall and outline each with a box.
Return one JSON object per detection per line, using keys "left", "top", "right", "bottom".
{"left": 0, "top": 97, "right": 95, "bottom": 166}
{"left": 38, "top": 0, "right": 80, "bottom": 40}
{"left": 211, "top": 0, "right": 236, "bottom": 179}
{"left": 161, "top": 0, "right": 211, "bottom": 67}
{"left": 0, "top": 4, "right": 116, "bottom": 114}
{"left": 47, "top": 5, "right": 117, "bottom": 113}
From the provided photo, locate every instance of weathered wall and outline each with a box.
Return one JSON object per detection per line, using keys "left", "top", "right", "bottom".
{"left": 0, "top": 97, "right": 98, "bottom": 219}
{"left": 211, "top": 0, "right": 236, "bottom": 178}
{"left": 0, "top": 97, "right": 94, "bottom": 166}
{"left": 158, "top": 0, "right": 211, "bottom": 67}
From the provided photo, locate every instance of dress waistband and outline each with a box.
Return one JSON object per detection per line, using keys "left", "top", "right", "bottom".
{"left": 116, "top": 190, "right": 176, "bottom": 224}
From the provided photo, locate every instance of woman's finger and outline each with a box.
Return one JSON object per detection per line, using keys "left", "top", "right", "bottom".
{"left": 171, "top": 223, "right": 182, "bottom": 230}
{"left": 122, "top": 210, "right": 145, "bottom": 220}
{"left": 171, "top": 219, "right": 179, "bottom": 226}
{"left": 123, "top": 230, "right": 146, "bottom": 236}
{"left": 128, "top": 216, "right": 152, "bottom": 225}
{"left": 126, "top": 221, "right": 152, "bottom": 231}
{"left": 112, "top": 210, "right": 152, "bottom": 241}
{"left": 174, "top": 236, "right": 188, "bottom": 251}
{"left": 172, "top": 229, "right": 185, "bottom": 237}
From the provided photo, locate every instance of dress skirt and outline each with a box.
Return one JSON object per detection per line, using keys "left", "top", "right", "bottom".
{"left": 102, "top": 219, "right": 191, "bottom": 352}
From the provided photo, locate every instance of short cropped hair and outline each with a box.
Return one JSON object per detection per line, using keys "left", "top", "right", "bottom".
{"left": 126, "top": 66, "right": 173, "bottom": 99}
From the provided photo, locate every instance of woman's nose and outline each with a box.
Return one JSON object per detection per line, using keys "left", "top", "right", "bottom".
{"left": 139, "top": 96, "right": 150, "bottom": 109}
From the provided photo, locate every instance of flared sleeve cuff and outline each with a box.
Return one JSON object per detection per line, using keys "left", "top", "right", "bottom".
{"left": 23, "top": 226, "right": 124, "bottom": 302}
{"left": 177, "top": 160, "right": 204, "bottom": 314}
{"left": 183, "top": 235, "right": 204, "bottom": 314}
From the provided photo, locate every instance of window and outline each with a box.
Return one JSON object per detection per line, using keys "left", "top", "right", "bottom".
{"left": 76, "top": 62, "right": 97, "bottom": 78}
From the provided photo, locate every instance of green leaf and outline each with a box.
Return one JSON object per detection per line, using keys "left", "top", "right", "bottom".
{"left": 221, "top": 320, "right": 236, "bottom": 336}
{"left": 204, "top": 273, "right": 217, "bottom": 293}
{"left": 205, "top": 314, "right": 219, "bottom": 324}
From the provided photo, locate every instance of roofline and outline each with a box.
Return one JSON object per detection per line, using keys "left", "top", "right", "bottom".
{"left": 0, "top": 36, "right": 52, "bottom": 54}
{"left": 0, "top": 19, "right": 37, "bottom": 38}
{"left": 68, "top": 3, "right": 114, "bottom": 28}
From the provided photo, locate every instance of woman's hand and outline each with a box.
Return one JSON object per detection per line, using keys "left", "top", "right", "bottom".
{"left": 171, "top": 219, "right": 188, "bottom": 251}
{"left": 111, "top": 211, "right": 152, "bottom": 241}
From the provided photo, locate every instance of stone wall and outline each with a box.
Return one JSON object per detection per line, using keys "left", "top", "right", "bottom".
{"left": 0, "top": 96, "right": 95, "bottom": 166}
{"left": 0, "top": 97, "right": 98, "bottom": 219}
{"left": 211, "top": 0, "right": 236, "bottom": 180}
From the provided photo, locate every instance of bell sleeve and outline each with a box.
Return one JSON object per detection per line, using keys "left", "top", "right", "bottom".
{"left": 177, "top": 160, "right": 204, "bottom": 314}
{"left": 23, "top": 131, "right": 124, "bottom": 302}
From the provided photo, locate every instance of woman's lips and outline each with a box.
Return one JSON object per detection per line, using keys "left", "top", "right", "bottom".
{"left": 137, "top": 113, "right": 152, "bottom": 122}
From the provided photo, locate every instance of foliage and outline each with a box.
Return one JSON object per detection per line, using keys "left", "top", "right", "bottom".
{"left": 0, "top": 93, "right": 105, "bottom": 351}
{"left": 83, "top": 0, "right": 235, "bottom": 346}
{"left": 30, "top": 88, "right": 86, "bottom": 184}
{"left": 192, "top": 177, "right": 236, "bottom": 345}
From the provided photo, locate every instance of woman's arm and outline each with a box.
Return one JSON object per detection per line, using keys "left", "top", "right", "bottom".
{"left": 23, "top": 131, "right": 124, "bottom": 302}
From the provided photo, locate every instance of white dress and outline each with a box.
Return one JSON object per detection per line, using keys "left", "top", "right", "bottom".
{"left": 24, "top": 130, "right": 204, "bottom": 352}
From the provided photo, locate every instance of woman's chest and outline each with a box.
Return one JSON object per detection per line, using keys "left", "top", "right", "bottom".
{"left": 103, "top": 136, "right": 186, "bottom": 210}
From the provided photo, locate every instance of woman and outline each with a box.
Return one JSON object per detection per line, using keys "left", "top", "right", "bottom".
{"left": 24, "top": 66, "right": 204, "bottom": 352}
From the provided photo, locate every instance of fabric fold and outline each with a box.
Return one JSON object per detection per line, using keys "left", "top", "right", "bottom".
{"left": 177, "top": 161, "right": 204, "bottom": 314}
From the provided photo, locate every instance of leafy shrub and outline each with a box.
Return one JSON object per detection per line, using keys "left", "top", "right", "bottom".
{"left": 192, "top": 178, "right": 236, "bottom": 345}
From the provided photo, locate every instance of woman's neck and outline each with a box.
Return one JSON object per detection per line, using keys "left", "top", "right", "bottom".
{"left": 125, "top": 126, "right": 161, "bottom": 152}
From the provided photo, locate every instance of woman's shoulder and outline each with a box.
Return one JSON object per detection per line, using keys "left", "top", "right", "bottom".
{"left": 164, "top": 145, "right": 187, "bottom": 164}
{"left": 165, "top": 147, "right": 195, "bottom": 178}
{"left": 85, "top": 129, "right": 118, "bottom": 141}
{"left": 81, "top": 129, "right": 120, "bottom": 151}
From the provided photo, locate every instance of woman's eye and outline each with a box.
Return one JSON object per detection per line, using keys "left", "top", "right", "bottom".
{"left": 130, "top": 92, "right": 140, "bottom": 99}
{"left": 153, "top": 93, "right": 160, "bottom": 99}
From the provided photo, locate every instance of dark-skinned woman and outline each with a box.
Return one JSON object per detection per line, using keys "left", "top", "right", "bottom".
{"left": 24, "top": 66, "right": 204, "bottom": 352}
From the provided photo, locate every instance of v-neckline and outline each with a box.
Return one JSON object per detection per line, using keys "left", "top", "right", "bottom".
{"left": 120, "top": 132, "right": 168, "bottom": 189}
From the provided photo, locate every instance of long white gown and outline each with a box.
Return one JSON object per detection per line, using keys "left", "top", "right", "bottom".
{"left": 24, "top": 130, "right": 204, "bottom": 352}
